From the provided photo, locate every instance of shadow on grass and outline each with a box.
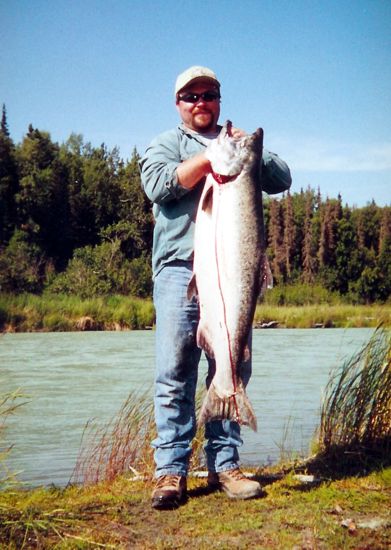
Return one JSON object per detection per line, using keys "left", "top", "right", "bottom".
{"left": 187, "top": 485, "right": 216, "bottom": 499}
{"left": 270, "top": 436, "right": 391, "bottom": 495}
{"left": 304, "top": 438, "right": 391, "bottom": 480}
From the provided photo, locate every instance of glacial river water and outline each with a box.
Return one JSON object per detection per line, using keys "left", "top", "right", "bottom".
{"left": 1, "top": 328, "right": 374, "bottom": 486}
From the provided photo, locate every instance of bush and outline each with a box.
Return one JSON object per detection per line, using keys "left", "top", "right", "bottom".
{"left": 0, "top": 230, "right": 48, "bottom": 293}
{"left": 47, "top": 243, "right": 152, "bottom": 299}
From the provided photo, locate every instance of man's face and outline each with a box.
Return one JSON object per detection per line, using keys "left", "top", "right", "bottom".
{"left": 176, "top": 80, "right": 220, "bottom": 134}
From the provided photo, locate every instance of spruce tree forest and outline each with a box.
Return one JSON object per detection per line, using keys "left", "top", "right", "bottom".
{"left": 1, "top": 105, "right": 390, "bottom": 304}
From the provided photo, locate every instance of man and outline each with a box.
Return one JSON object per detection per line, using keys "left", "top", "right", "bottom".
{"left": 140, "top": 66, "right": 291, "bottom": 510}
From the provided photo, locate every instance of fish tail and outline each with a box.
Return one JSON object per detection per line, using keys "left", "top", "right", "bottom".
{"left": 198, "top": 382, "right": 257, "bottom": 432}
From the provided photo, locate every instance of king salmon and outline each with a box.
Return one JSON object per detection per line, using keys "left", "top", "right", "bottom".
{"left": 188, "top": 121, "right": 272, "bottom": 431}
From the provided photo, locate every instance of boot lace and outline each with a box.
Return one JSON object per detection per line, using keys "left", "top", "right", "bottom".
{"left": 155, "top": 474, "right": 182, "bottom": 488}
{"left": 226, "top": 468, "right": 246, "bottom": 481}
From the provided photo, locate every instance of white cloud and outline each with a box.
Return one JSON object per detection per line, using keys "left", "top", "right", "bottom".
{"left": 268, "top": 136, "right": 391, "bottom": 173}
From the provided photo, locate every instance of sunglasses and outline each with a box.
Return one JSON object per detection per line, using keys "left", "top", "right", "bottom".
{"left": 177, "top": 91, "right": 221, "bottom": 103}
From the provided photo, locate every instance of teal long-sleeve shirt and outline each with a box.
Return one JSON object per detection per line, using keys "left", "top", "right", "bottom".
{"left": 139, "top": 123, "right": 292, "bottom": 279}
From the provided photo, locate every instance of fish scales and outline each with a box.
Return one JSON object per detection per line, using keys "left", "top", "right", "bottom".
{"left": 188, "top": 121, "right": 270, "bottom": 431}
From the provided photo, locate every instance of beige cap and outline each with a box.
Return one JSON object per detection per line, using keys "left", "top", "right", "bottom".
{"left": 175, "top": 66, "right": 220, "bottom": 95}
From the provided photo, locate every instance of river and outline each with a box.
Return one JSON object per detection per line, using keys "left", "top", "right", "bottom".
{"left": 1, "top": 328, "right": 373, "bottom": 487}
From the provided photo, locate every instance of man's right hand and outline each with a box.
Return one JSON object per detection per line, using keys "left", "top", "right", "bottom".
{"left": 176, "top": 152, "right": 211, "bottom": 190}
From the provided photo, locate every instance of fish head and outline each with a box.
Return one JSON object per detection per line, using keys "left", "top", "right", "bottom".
{"left": 206, "top": 121, "right": 263, "bottom": 177}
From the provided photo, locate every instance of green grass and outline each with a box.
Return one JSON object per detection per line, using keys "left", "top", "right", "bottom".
{"left": 0, "top": 468, "right": 390, "bottom": 549}
{"left": 0, "top": 389, "right": 29, "bottom": 489}
{"left": 316, "top": 326, "right": 391, "bottom": 474}
{"left": 254, "top": 303, "right": 391, "bottom": 328}
{"left": 0, "top": 293, "right": 155, "bottom": 332}
{"left": 1, "top": 292, "right": 390, "bottom": 332}
{"left": 72, "top": 389, "right": 206, "bottom": 486}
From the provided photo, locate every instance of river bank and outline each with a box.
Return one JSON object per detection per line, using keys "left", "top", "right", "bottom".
{"left": 1, "top": 466, "right": 390, "bottom": 549}
{"left": 1, "top": 293, "right": 390, "bottom": 332}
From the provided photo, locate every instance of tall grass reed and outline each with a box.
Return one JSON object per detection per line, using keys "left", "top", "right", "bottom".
{"left": 318, "top": 327, "right": 390, "bottom": 470}
{"left": 0, "top": 389, "right": 28, "bottom": 487}
{"left": 72, "top": 389, "right": 206, "bottom": 485}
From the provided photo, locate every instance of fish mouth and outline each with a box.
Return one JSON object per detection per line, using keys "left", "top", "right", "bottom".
{"left": 221, "top": 120, "right": 263, "bottom": 143}
{"left": 222, "top": 120, "right": 233, "bottom": 137}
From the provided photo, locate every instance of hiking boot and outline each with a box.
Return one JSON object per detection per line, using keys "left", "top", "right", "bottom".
{"left": 208, "top": 468, "right": 264, "bottom": 499}
{"left": 151, "top": 475, "right": 187, "bottom": 510}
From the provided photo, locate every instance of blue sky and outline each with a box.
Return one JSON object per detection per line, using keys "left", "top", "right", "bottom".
{"left": 1, "top": 0, "right": 390, "bottom": 207}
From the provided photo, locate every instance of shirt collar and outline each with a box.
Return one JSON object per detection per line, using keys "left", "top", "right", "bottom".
{"left": 178, "top": 123, "right": 221, "bottom": 146}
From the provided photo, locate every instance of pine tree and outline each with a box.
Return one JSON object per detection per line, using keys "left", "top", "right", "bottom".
{"left": 15, "top": 126, "right": 70, "bottom": 267}
{"left": 318, "top": 198, "right": 341, "bottom": 268}
{"left": 0, "top": 105, "right": 19, "bottom": 244}
{"left": 377, "top": 207, "right": 391, "bottom": 300}
{"left": 282, "top": 190, "right": 295, "bottom": 279}
{"left": 1, "top": 104, "right": 10, "bottom": 137}
{"left": 356, "top": 201, "right": 381, "bottom": 253}
{"left": 267, "top": 198, "right": 284, "bottom": 282}
{"left": 302, "top": 190, "right": 316, "bottom": 283}
{"left": 334, "top": 207, "right": 361, "bottom": 294}
{"left": 379, "top": 207, "right": 391, "bottom": 256}
{"left": 318, "top": 199, "right": 329, "bottom": 268}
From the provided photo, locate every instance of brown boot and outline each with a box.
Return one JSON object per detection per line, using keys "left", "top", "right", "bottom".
{"left": 151, "top": 475, "right": 187, "bottom": 510}
{"left": 208, "top": 468, "right": 264, "bottom": 499}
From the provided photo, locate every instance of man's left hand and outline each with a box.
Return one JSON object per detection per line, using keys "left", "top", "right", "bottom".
{"left": 231, "top": 127, "right": 247, "bottom": 138}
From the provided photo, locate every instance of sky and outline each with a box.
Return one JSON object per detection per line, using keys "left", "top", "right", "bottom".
{"left": 1, "top": 0, "right": 390, "bottom": 207}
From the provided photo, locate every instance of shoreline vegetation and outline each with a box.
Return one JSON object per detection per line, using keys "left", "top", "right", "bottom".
{"left": 1, "top": 329, "right": 390, "bottom": 548}
{"left": 0, "top": 291, "right": 390, "bottom": 333}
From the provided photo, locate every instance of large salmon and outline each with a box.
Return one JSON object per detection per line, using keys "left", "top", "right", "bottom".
{"left": 188, "top": 121, "right": 271, "bottom": 431}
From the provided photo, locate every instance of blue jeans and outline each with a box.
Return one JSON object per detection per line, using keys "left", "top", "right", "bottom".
{"left": 152, "top": 262, "right": 252, "bottom": 477}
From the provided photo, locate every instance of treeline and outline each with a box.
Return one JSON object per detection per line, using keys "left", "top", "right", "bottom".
{"left": 0, "top": 105, "right": 390, "bottom": 303}
{"left": 0, "top": 106, "right": 154, "bottom": 298}
{"left": 265, "top": 189, "right": 390, "bottom": 303}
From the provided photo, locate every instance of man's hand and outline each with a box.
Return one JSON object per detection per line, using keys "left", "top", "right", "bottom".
{"left": 231, "top": 127, "right": 247, "bottom": 138}
{"left": 176, "top": 152, "right": 211, "bottom": 190}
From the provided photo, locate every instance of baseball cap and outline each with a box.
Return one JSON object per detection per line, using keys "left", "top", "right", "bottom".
{"left": 175, "top": 66, "right": 220, "bottom": 96}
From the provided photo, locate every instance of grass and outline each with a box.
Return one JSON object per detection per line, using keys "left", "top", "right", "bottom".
{"left": 72, "top": 390, "right": 156, "bottom": 485}
{"left": 315, "top": 326, "right": 391, "bottom": 475}
{"left": 1, "top": 292, "right": 391, "bottom": 332}
{"left": 0, "top": 293, "right": 155, "bottom": 332}
{"left": 1, "top": 329, "right": 390, "bottom": 548}
{"left": 0, "top": 468, "right": 390, "bottom": 548}
{"left": 0, "top": 389, "right": 29, "bottom": 489}
{"left": 72, "top": 389, "right": 206, "bottom": 485}
{"left": 254, "top": 303, "right": 391, "bottom": 328}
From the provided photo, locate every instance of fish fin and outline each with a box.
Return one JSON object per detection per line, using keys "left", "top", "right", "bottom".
{"left": 198, "top": 381, "right": 257, "bottom": 432}
{"left": 196, "top": 321, "right": 215, "bottom": 358}
{"left": 260, "top": 257, "right": 273, "bottom": 296}
{"left": 187, "top": 273, "right": 198, "bottom": 301}
{"left": 201, "top": 183, "right": 213, "bottom": 213}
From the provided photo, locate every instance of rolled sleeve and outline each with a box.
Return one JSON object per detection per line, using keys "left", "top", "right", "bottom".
{"left": 139, "top": 134, "right": 190, "bottom": 204}
{"left": 261, "top": 149, "right": 292, "bottom": 195}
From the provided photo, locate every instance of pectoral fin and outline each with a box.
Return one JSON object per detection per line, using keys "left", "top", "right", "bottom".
{"left": 187, "top": 273, "right": 198, "bottom": 301}
{"left": 196, "top": 320, "right": 215, "bottom": 358}
{"left": 201, "top": 182, "right": 214, "bottom": 213}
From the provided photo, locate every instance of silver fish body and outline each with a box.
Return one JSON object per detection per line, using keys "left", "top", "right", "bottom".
{"left": 188, "top": 121, "right": 271, "bottom": 431}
